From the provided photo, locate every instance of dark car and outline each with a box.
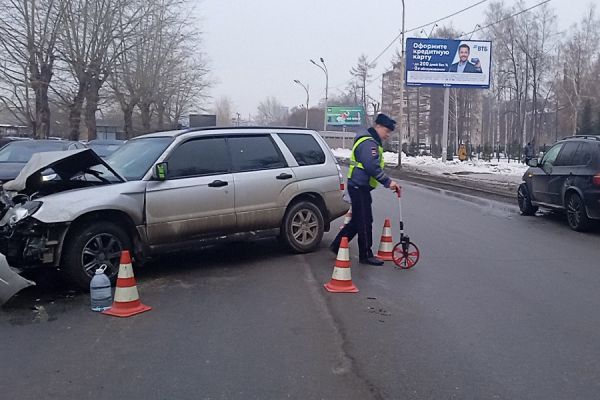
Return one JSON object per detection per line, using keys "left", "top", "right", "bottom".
{"left": 0, "top": 139, "right": 86, "bottom": 183}
{"left": 517, "top": 135, "right": 600, "bottom": 231}
{"left": 0, "top": 136, "right": 31, "bottom": 149}
{"left": 86, "top": 139, "right": 125, "bottom": 158}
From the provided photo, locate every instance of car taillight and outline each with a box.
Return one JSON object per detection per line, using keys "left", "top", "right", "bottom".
{"left": 593, "top": 173, "right": 600, "bottom": 186}
{"left": 336, "top": 164, "right": 344, "bottom": 190}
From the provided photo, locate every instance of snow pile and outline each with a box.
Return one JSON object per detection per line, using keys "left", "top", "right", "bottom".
{"left": 331, "top": 148, "right": 528, "bottom": 178}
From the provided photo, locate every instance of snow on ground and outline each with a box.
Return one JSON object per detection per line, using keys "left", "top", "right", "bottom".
{"left": 331, "top": 148, "right": 528, "bottom": 186}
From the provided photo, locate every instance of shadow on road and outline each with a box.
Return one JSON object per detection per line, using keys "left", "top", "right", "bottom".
{"left": 1, "top": 238, "right": 309, "bottom": 312}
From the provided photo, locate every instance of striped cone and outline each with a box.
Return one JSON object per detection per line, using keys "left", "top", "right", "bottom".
{"left": 102, "top": 251, "right": 152, "bottom": 318}
{"left": 340, "top": 208, "right": 352, "bottom": 229}
{"left": 324, "top": 237, "right": 359, "bottom": 293}
{"left": 376, "top": 219, "right": 394, "bottom": 261}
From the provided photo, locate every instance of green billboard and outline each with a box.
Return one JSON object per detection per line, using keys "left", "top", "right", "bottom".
{"left": 326, "top": 106, "right": 364, "bottom": 126}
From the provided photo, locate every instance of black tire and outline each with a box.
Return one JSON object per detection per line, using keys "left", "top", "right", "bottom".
{"left": 280, "top": 201, "right": 324, "bottom": 253}
{"left": 517, "top": 183, "right": 538, "bottom": 216}
{"left": 62, "top": 221, "right": 132, "bottom": 290}
{"left": 566, "top": 192, "right": 590, "bottom": 232}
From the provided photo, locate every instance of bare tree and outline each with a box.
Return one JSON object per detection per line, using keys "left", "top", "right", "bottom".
{"left": 256, "top": 97, "right": 287, "bottom": 126}
{"left": 0, "top": 0, "right": 66, "bottom": 138}
{"left": 214, "top": 97, "right": 233, "bottom": 126}
{"left": 59, "top": 0, "right": 144, "bottom": 140}
{"left": 559, "top": 5, "right": 599, "bottom": 135}
{"left": 349, "top": 54, "right": 374, "bottom": 119}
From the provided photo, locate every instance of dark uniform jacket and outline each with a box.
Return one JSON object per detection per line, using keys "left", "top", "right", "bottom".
{"left": 348, "top": 128, "right": 392, "bottom": 189}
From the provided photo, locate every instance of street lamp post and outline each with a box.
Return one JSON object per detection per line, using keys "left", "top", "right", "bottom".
{"left": 294, "top": 79, "right": 310, "bottom": 128}
{"left": 310, "top": 57, "right": 328, "bottom": 131}
{"left": 396, "top": 0, "right": 406, "bottom": 168}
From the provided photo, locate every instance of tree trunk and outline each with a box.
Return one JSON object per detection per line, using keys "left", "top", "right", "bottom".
{"left": 123, "top": 105, "right": 135, "bottom": 139}
{"left": 69, "top": 84, "right": 86, "bottom": 141}
{"left": 156, "top": 102, "right": 165, "bottom": 132}
{"left": 140, "top": 102, "right": 152, "bottom": 133}
{"left": 85, "top": 80, "right": 101, "bottom": 141}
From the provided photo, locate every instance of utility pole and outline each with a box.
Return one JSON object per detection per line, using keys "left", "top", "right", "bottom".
{"left": 310, "top": 58, "right": 328, "bottom": 131}
{"left": 396, "top": 0, "right": 405, "bottom": 167}
{"left": 294, "top": 80, "right": 310, "bottom": 128}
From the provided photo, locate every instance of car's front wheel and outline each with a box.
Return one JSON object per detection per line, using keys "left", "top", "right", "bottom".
{"left": 566, "top": 192, "right": 590, "bottom": 232}
{"left": 280, "top": 201, "right": 324, "bottom": 253}
{"left": 517, "top": 183, "right": 538, "bottom": 216}
{"left": 62, "top": 221, "right": 132, "bottom": 290}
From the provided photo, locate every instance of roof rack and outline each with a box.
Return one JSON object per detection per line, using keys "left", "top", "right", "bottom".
{"left": 561, "top": 135, "right": 600, "bottom": 141}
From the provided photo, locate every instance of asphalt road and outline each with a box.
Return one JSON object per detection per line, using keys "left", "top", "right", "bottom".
{"left": 1, "top": 181, "right": 600, "bottom": 399}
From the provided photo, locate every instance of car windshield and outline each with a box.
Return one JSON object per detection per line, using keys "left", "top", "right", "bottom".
{"left": 0, "top": 141, "right": 67, "bottom": 163}
{"left": 106, "top": 137, "right": 172, "bottom": 180}
{"left": 88, "top": 143, "right": 123, "bottom": 157}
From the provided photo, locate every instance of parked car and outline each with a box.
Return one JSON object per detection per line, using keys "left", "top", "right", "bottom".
{"left": 86, "top": 139, "right": 125, "bottom": 158}
{"left": 0, "top": 136, "right": 31, "bottom": 149}
{"left": 517, "top": 135, "right": 600, "bottom": 231}
{"left": 0, "top": 139, "right": 86, "bottom": 183}
{"left": 0, "top": 127, "right": 348, "bottom": 288}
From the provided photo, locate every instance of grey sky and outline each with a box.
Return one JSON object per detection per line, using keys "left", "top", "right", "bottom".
{"left": 199, "top": 0, "right": 592, "bottom": 118}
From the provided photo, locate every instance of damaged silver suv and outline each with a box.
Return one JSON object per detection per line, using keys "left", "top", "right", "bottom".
{"left": 0, "top": 127, "right": 347, "bottom": 288}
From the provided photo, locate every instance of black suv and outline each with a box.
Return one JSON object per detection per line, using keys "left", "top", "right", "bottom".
{"left": 517, "top": 136, "right": 600, "bottom": 231}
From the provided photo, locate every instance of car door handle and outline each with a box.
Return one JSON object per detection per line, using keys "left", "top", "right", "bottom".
{"left": 276, "top": 173, "right": 293, "bottom": 180}
{"left": 208, "top": 180, "right": 228, "bottom": 188}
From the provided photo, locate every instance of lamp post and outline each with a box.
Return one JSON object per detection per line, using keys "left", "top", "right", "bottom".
{"left": 396, "top": 0, "right": 405, "bottom": 167}
{"left": 294, "top": 79, "right": 309, "bottom": 128}
{"left": 310, "top": 57, "right": 328, "bottom": 131}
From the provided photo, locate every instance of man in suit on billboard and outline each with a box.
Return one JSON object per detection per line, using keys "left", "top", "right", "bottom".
{"left": 449, "top": 44, "right": 482, "bottom": 73}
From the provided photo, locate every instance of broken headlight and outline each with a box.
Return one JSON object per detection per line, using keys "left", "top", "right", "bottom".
{"left": 0, "top": 201, "right": 42, "bottom": 228}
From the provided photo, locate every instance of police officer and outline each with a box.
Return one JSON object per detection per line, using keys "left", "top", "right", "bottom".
{"left": 330, "top": 114, "right": 400, "bottom": 265}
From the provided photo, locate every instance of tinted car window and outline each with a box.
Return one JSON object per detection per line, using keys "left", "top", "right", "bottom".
{"left": 541, "top": 143, "right": 563, "bottom": 167}
{"left": 279, "top": 133, "right": 326, "bottom": 166}
{"left": 168, "top": 137, "right": 230, "bottom": 178}
{"left": 228, "top": 136, "right": 286, "bottom": 172}
{"left": 571, "top": 142, "right": 596, "bottom": 166}
{"left": 554, "top": 142, "right": 579, "bottom": 166}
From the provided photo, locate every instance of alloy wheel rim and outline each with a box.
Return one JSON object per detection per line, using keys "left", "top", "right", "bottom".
{"left": 567, "top": 196, "right": 581, "bottom": 227}
{"left": 81, "top": 233, "right": 123, "bottom": 278}
{"left": 291, "top": 209, "right": 319, "bottom": 245}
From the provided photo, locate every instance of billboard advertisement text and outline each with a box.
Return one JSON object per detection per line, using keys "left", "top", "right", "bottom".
{"left": 405, "top": 38, "right": 492, "bottom": 88}
{"left": 326, "top": 106, "right": 364, "bottom": 126}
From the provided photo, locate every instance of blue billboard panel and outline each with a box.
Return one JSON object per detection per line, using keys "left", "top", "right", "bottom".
{"left": 405, "top": 38, "right": 492, "bottom": 89}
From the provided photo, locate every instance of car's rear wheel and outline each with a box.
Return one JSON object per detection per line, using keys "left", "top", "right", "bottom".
{"left": 62, "top": 221, "right": 131, "bottom": 290}
{"left": 281, "top": 201, "right": 324, "bottom": 253}
{"left": 517, "top": 183, "right": 538, "bottom": 216}
{"left": 566, "top": 192, "right": 590, "bottom": 232}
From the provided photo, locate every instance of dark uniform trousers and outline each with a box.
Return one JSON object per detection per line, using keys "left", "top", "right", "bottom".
{"left": 331, "top": 184, "right": 374, "bottom": 260}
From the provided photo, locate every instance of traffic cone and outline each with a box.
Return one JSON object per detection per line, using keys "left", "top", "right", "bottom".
{"left": 102, "top": 251, "right": 152, "bottom": 318}
{"left": 340, "top": 208, "right": 352, "bottom": 229}
{"left": 324, "top": 237, "right": 359, "bottom": 293}
{"left": 376, "top": 219, "right": 394, "bottom": 261}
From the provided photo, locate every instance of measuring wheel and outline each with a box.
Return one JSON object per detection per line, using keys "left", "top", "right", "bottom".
{"left": 392, "top": 241, "right": 420, "bottom": 269}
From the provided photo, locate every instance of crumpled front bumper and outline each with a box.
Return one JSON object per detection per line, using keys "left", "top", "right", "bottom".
{"left": 0, "top": 253, "right": 35, "bottom": 305}
{"left": 0, "top": 217, "right": 69, "bottom": 269}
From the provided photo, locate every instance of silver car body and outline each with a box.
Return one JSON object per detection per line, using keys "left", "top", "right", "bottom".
{"left": 1, "top": 127, "right": 347, "bottom": 269}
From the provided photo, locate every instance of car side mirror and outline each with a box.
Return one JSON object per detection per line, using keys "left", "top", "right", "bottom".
{"left": 527, "top": 158, "right": 539, "bottom": 167}
{"left": 154, "top": 162, "right": 168, "bottom": 181}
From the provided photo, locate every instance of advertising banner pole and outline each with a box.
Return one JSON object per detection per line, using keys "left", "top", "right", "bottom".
{"left": 442, "top": 87, "right": 450, "bottom": 163}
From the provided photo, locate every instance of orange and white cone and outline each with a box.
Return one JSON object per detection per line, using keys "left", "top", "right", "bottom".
{"left": 324, "top": 237, "right": 359, "bottom": 293}
{"left": 376, "top": 219, "right": 394, "bottom": 261}
{"left": 102, "top": 251, "right": 152, "bottom": 318}
{"left": 340, "top": 208, "right": 352, "bottom": 229}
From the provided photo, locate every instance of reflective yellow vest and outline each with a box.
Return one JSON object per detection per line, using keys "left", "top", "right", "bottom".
{"left": 347, "top": 136, "right": 385, "bottom": 189}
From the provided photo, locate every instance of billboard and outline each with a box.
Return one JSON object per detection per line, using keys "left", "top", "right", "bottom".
{"left": 405, "top": 38, "right": 492, "bottom": 88}
{"left": 326, "top": 106, "right": 364, "bottom": 126}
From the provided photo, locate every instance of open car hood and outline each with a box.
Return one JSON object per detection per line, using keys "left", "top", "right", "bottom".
{"left": 3, "top": 148, "right": 125, "bottom": 193}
